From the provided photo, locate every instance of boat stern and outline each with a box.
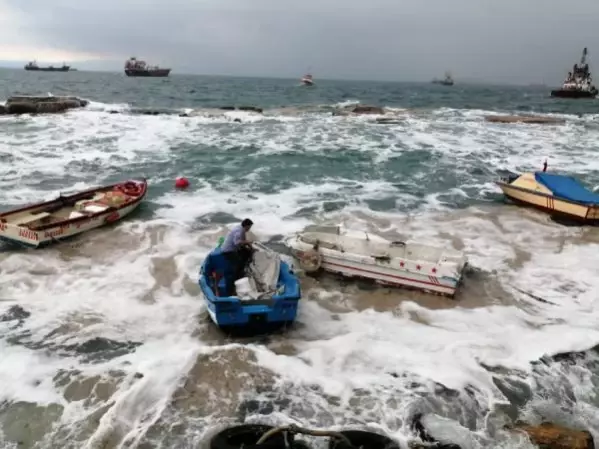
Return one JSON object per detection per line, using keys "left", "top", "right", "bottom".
{"left": 436, "top": 250, "right": 469, "bottom": 294}
{"left": 0, "top": 222, "right": 42, "bottom": 248}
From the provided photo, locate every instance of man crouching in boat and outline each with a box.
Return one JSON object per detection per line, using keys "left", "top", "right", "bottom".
{"left": 221, "top": 218, "right": 254, "bottom": 296}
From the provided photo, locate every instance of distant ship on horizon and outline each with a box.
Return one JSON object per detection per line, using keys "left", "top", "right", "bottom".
{"left": 432, "top": 71, "right": 454, "bottom": 86}
{"left": 124, "top": 57, "right": 171, "bottom": 77}
{"left": 301, "top": 73, "right": 314, "bottom": 86}
{"left": 550, "top": 47, "right": 598, "bottom": 99}
{"left": 24, "top": 61, "right": 71, "bottom": 72}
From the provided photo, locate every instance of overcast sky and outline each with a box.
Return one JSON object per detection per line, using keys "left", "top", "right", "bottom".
{"left": 1, "top": 0, "right": 598, "bottom": 84}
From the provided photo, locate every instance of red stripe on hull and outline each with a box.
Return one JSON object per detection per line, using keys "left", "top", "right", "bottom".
{"left": 323, "top": 260, "right": 455, "bottom": 292}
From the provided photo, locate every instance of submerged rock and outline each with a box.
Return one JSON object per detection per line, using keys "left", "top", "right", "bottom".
{"left": 509, "top": 422, "right": 594, "bottom": 449}
{"left": 237, "top": 105, "right": 263, "bottom": 113}
{"left": 0, "top": 401, "right": 64, "bottom": 449}
{"left": 409, "top": 413, "right": 463, "bottom": 449}
{"left": 375, "top": 117, "right": 404, "bottom": 124}
{"left": 352, "top": 105, "right": 385, "bottom": 114}
{"left": 332, "top": 104, "right": 386, "bottom": 116}
{"left": 0, "top": 305, "right": 31, "bottom": 323}
{"left": 484, "top": 114, "right": 565, "bottom": 125}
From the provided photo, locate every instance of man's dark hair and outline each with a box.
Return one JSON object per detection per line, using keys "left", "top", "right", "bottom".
{"left": 241, "top": 218, "right": 253, "bottom": 227}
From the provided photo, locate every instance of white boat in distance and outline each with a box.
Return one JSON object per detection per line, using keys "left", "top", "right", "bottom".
{"left": 301, "top": 73, "right": 314, "bottom": 86}
{"left": 285, "top": 225, "right": 468, "bottom": 297}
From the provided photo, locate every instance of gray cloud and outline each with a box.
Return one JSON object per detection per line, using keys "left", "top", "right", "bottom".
{"left": 2, "top": 0, "right": 599, "bottom": 84}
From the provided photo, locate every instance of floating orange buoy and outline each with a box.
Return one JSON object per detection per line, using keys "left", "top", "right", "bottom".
{"left": 175, "top": 177, "right": 189, "bottom": 189}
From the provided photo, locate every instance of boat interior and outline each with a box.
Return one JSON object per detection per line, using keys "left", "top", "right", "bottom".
{"left": 297, "top": 225, "right": 461, "bottom": 265}
{"left": 0, "top": 186, "right": 139, "bottom": 230}
{"left": 502, "top": 172, "right": 553, "bottom": 194}
{"left": 203, "top": 246, "right": 292, "bottom": 300}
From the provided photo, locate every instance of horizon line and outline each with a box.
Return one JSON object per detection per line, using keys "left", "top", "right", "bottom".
{"left": 0, "top": 65, "right": 552, "bottom": 87}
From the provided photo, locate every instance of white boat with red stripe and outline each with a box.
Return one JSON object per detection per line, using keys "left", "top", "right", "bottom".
{"left": 0, "top": 179, "right": 147, "bottom": 248}
{"left": 284, "top": 225, "right": 468, "bottom": 297}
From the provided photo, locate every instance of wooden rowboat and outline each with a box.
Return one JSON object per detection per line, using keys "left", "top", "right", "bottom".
{"left": 0, "top": 179, "right": 147, "bottom": 248}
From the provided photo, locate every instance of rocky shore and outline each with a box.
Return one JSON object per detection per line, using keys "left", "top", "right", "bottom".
{"left": 0, "top": 95, "right": 572, "bottom": 128}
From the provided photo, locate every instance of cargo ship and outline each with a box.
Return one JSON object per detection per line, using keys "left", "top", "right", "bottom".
{"left": 24, "top": 61, "right": 71, "bottom": 72}
{"left": 124, "top": 57, "right": 171, "bottom": 77}
{"left": 432, "top": 71, "right": 454, "bottom": 86}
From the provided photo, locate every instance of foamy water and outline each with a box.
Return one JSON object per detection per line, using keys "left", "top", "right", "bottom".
{"left": 1, "top": 99, "right": 599, "bottom": 448}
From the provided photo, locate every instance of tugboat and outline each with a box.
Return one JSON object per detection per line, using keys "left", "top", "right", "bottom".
{"left": 24, "top": 61, "right": 71, "bottom": 72}
{"left": 124, "top": 57, "right": 171, "bottom": 77}
{"left": 300, "top": 73, "right": 314, "bottom": 86}
{"left": 550, "top": 48, "right": 598, "bottom": 98}
{"left": 432, "top": 71, "right": 454, "bottom": 86}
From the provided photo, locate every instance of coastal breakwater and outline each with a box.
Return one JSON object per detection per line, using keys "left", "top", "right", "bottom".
{"left": 0, "top": 94, "right": 569, "bottom": 126}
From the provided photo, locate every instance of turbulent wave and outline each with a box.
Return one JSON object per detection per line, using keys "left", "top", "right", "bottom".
{"left": 1, "top": 88, "right": 599, "bottom": 448}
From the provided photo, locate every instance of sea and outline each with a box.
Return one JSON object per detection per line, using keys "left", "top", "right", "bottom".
{"left": 0, "top": 68, "right": 599, "bottom": 449}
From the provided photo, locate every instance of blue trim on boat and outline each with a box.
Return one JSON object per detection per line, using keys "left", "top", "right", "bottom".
{"left": 198, "top": 247, "right": 302, "bottom": 332}
{"left": 534, "top": 172, "right": 599, "bottom": 206}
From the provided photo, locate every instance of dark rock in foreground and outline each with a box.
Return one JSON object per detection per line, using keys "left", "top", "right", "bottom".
{"left": 508, "top": 422, "right": 594, "bottom": 449}
{"left": 0, "top": 305, "right": 31, "bottom": 323}
{"left": 412, "top": 413, "right": 595, "bottom": 449}
{"left": 1, "top": 95, "right": 88, "bottom": 115}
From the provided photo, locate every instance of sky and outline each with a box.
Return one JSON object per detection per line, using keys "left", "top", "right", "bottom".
{"left": 1, "top": 0, "right": 598, "bottom": 84}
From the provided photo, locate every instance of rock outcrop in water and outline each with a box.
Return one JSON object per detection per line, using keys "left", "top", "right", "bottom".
{"left": 484, "top": 114, "right": 566, "bottom": 125}
{"left": 107, "top": 105, "right": 264, "bottom": 117}
{"left": 0, "top": 95, "right": 89, "bottom": 115}
{"left": 179, "top": 105, "right": 264, "bottom": 117}
{"left": 412, "top": 413, "right": 595, "bottom": 449}
{"left": 332, "top": 105, "right": 386, "bottom": 116}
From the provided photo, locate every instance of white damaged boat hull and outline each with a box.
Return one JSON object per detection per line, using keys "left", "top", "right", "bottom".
{"left": 285, "top": 225, "right": 467, "bottom": 297}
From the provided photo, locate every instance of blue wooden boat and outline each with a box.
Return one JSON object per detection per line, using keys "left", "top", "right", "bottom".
{"left": 198, "top": 242, "right": 302, "bottom": 333}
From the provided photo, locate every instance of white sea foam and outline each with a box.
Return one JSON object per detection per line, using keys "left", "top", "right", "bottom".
{"left": 1, "top": 101, "right": 599, "bottom": 447}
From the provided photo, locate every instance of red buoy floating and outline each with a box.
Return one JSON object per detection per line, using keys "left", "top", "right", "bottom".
{"left": 175, "top": 177, "right": 189, "bottom": 189}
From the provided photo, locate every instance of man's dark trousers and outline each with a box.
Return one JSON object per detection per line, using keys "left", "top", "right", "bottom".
{"left": 223, "top": 247, "right": 252, "bottom": 296}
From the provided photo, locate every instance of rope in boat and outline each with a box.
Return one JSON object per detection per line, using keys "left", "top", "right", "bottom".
{"left": 256, "top": 423, "right": 355, "bottom": 447}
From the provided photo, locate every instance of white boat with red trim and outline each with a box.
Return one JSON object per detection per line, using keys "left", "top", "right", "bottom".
{"left": 284, "top": 225, "right": 468, "bottom": 297}
{"left": 0, "top": 179, "right": 147, "bottom": 248}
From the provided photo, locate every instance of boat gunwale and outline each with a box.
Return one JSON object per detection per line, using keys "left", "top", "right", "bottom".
{"left": 285, "top": 235, "right": 462, "bottom": 297}
{"left": 198, "top": 250, "right": 301, "bottom": 306}
{"left": 0, "top": 179, "right": 148, "bottom": 230}
{"left": 289, "top": 232, "right": 466, "bottom": 269}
